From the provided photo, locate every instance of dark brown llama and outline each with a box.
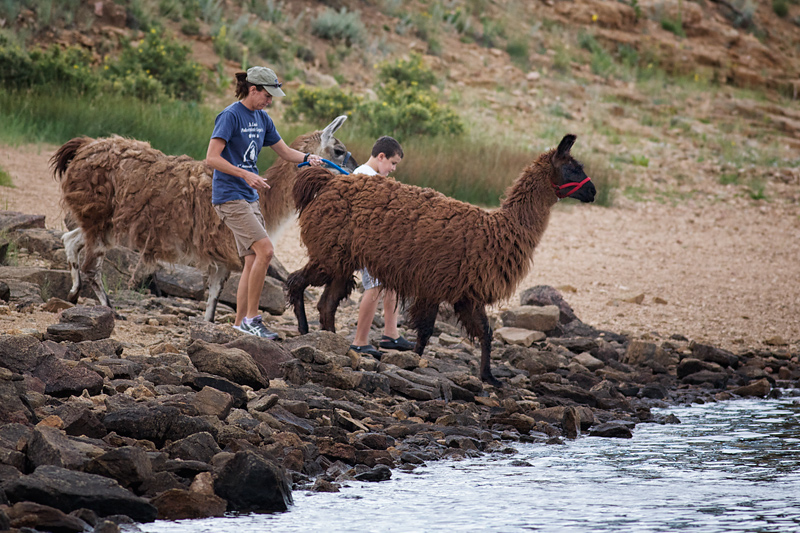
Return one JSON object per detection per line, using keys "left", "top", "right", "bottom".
{"left": 287, "top": 134, "right": 596, "bottom": 387}
{"left": 52, "top": 116, "right": 356, "bottom": 322}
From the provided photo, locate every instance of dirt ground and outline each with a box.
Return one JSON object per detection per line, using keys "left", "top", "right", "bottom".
{"left": 1, "top": 142, "right": 798, "bottom": 354}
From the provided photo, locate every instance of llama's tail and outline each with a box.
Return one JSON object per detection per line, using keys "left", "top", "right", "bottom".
{"left": 292, "top": 166, "right": 336, "bottom": 215}
{"left": 50, "top": 137, "right": 92, "bottom": 181}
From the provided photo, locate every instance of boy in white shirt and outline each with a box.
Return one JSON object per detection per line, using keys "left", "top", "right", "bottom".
{"left": 349, "top": 136, "right": 414, "bottom": 358}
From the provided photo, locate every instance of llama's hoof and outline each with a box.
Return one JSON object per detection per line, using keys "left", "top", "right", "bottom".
{"left": 481, "top": 373, "right": 503, "bottom": 388}
{"left": 66, "top": 291, "right": 80, "bottom": 304}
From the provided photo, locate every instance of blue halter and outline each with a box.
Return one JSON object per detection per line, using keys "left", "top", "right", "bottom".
{"left": 297, "top": 158, "right": 351, "bottom": 175}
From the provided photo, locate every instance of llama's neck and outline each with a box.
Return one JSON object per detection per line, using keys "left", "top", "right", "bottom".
{"left": 473, "top": 153, "right": 558, "bottom": 302}
{"left": 260, "top": 132, "right": 321, "bottom": 234}
{"left": 498, "top": 153, "right": 558, "bottom": 244}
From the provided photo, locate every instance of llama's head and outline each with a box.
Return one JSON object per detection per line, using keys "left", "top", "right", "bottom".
{"left": 551, "top": 134, "right": 596, "bottom": 203}
{"left": 316, "top": 115, "right": 358, "bottom": 173}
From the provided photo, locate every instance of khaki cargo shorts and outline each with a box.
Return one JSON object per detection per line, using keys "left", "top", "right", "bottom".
{"left": 214, "top": 199, "right": 268, "bottom": 257}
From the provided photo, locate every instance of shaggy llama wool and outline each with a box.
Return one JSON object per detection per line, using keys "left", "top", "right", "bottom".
{"left": 52, "top": 116, "right": 355, "bottom": 322}
{"left": 288, "top": 134, "right": 596, "bottom": 386}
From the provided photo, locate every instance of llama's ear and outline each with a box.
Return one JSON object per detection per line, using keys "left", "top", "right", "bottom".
{"left": 320, "top": 115, "right": 348, "bottom": 148}
{"left": 556, "top": 134, "right": 577, "bottom": 159}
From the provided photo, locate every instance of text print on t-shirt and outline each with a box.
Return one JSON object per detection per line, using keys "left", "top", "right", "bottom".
{"left": 241, "top": 121, "right": 264, "bottom": 170}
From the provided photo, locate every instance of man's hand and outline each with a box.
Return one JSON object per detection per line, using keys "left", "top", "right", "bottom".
{"left": 307, "top": 154, "right": 323, "bottom": 167}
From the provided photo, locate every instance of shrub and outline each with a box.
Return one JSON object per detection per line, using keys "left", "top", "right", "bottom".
{"left": 311, "top": 7, "right": 365, "bottom": 46}
{"left": 506, "top": 38, "right": 529, "bottom": 70}
{"left": 109, "top": 28, "right": 204, "bottom": 101}
{"left": 661, "top": 17, "right": 686, "bottom": 37}
{"left": 376, "top": 53, "right": 437, "bottom": 89}
{"left": 773, "top": 0, "right": 789, "bottom": 17}
{"left": 100, "top": 70, "right": 167, "bottom": 102}
{"left": 0, "top": 43, "right": 97, "bottom": 94}
{"left": 361, "top": 80, "right": 464, "bottom": 140}
{"left": 243, "top": 26, "right": 286, "bottom": 64}
{"left": 284, "top": 85, "right": 362, "bottom": 124}
{"left": 251, "top": 0, "right": 285, "bottom": 23}
{"left": 287, "top": 51, "right": 462, "bottom": 141}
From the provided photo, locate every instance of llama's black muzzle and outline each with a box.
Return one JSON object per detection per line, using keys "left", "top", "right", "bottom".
{"left": 554, "top": 177, "right": 596, "bottom": 202}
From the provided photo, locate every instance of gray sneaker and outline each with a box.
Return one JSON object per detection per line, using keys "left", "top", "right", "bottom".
{"left": 239, "top": 315, "right": 279, "bottom": 340}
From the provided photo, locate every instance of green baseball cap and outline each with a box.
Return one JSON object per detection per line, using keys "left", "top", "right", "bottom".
{"left": 246, "top": 66, "right": 286, "bottom": 97}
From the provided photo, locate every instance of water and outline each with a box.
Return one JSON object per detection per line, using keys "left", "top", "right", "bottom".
{"left": 140, "top": 394, "right": 800, "bottom": 533}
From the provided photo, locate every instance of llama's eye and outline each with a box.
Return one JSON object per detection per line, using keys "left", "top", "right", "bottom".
{"left": 334, "top": 148, "right": 344, "bottom": 157}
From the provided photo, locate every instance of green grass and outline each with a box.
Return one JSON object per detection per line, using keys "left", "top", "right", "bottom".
{"left": 0, "top": 86, "right": 622, "bottom": 209}
{"left": 0, "top": 89, "right": 216, "bottom": 159}
{"left": 389, "top": 134, "right": 534, "bottom": 206}
{"left": 0, "top": 166, "right": 13, "bottom": 187}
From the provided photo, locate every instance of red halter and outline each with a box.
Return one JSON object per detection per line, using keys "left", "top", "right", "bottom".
{"left": 553, "top": 177, "right": 592, "bottom": 199}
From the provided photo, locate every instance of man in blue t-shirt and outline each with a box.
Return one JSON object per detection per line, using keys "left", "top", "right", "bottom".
{"left": 206, "top": 66, "right": 322, "bottom": 338}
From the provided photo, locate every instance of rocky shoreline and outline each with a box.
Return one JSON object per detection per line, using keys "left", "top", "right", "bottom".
{"left": 1, "top": 210, "right": 798, "bottom": 532}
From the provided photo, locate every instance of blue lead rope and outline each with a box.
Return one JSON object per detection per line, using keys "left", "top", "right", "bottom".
{"left": 297, "top": 158, "right": 351, "bottom": 175}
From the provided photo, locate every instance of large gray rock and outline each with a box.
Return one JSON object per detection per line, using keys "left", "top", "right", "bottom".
{"left": 531, "top": 381, "right": 598, "bottom": 407}
{"left": 214, "top": 450, "right": 293, "bottom": 513}
{"left": 163, "top": 432, "right": 221, "bottom": 463}
{"left": 152, "top": 263, "right": 206, "bottom": 300}
{"left": 0, "top": 378, "right": 37, "bottom": 424}
{"left": 220, "top": 273, "right": 285, "bottom": 316}
{"left": 0, "top": 266, "right": 73, "bottom": 301}
{"left": 677, "top": 357, "right": 723, "bottom": 379}
{"left": 103, "top": 404, "right": 217, "bottom": 447}
{"left": 225, "top": 335, "right": 292, "bottom": 380}
{"left": 732, "top": 377, "right": 771, "bottom": 397}
{"left": 33, "top": 356, "right": 104, "bottom": 397}
{"left": 26, "top": 426, "right": 106, "bottom": 471}
{"left": 3, "top": 464, "right": 158, "bottom": 522}
{"left": 0, "top": 211, "right": 45, "bottom": 232}
{"left": 102, "top": 404, "right": 180, "bottom": 447}
{"left": 519, "top": 285, "right": 579, "bottom": 324}
{"left": 191, "top": 386, "right": 235, "bottom": 418}
{"left": 150, "top": 488, "right": 227, "bottom": 520}
{"left": 46, "top": 306, "right": 115, "bottom": 342}
{"left": 182, "top": 372, "right": 247, "bottom": 408}
{"left": 0, "top": 334, "right": 50, "bottom": 374}
{"left": 3, "top": 279, "right": 44, "bottom": 308}
{"left": 283, "top": 330, "right": 352, "bottom": 356}
{"left": 501, "top": 305, "right": 560, "bottom": 332}
{"left": 589, "top": 422, "right": 633, "bottom": 438}
{"left": 505, "top": 346, "right": 569, "bottom": 374}
{"left": 622, "top": 340, "right": 678, "bottom": 369}
{"left": 690, "top": 342, "right": 739, "bottom": 368}
{"left": 12, "top": 228, "right": 66, "bottom": 263}
{"left": 3, "top": 501, "right": 91, "bottom": 533}
{"left": 85, "top": 446, "right": 154, "bottom": 493}
{"left": 382, "top": 368, "right": 452, "bottom": 401}
{"left": 680, "top": 370, "right": 729, "bottom": 388}
{"left": 187, "top": 340, "right": 267, "bottom": 389}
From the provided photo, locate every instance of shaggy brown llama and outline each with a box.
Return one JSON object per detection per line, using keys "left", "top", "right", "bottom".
{"left": 287, "top": 134, "right": 596, "bottom": 387}
{"left": 51, "top": 116, "right": 356, "bottom": 322}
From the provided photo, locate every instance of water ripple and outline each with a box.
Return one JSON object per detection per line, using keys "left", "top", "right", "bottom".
{"left": 140, "top": 395, "right": 800, "bottom": 533}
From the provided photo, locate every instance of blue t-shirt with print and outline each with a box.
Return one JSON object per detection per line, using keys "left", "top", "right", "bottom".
{"left": 210, "top": 101, "right": 281, "bottom": 205}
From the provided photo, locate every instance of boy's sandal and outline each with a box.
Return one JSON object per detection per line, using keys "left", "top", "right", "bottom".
{"left": 379, "top": 335, "right": 414, "bottom": 351}
{"left": 349, "top": 344, "right": 383, "bottom": 359}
